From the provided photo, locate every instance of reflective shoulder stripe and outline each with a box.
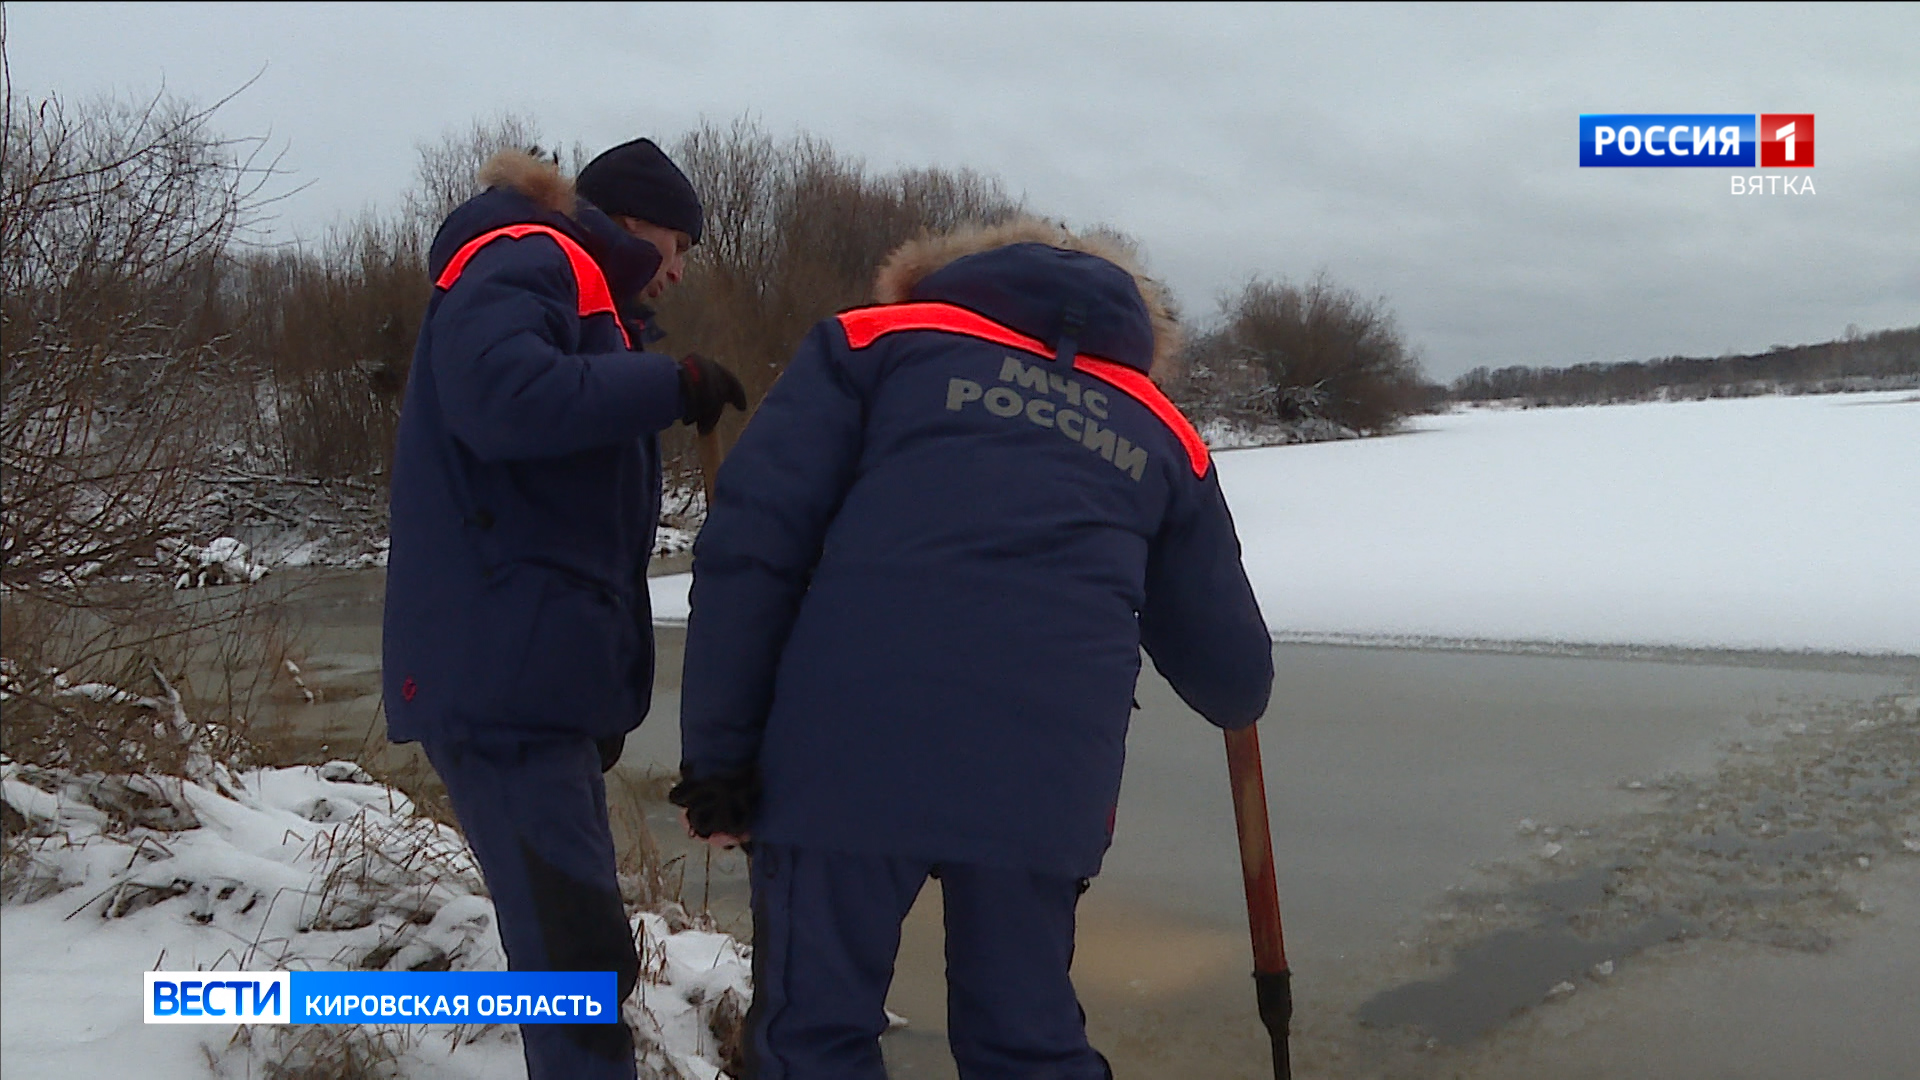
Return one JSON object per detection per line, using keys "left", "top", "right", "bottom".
{"left": 835, "top": 301, "right": 1211, "bottom": 478}
{"left": 838, "top": 302, "right": 1052, "bottom": 356}
{"left": 1071, "top": 356, "right": 1210, "bottom": 478}
{"left": 434, "top": 224, "right": 630, "bottom": 348}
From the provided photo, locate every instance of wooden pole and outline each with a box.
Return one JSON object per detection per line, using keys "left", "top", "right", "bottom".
{"left": 1225, "top": 723, "right": 1292, "bottom": 1080}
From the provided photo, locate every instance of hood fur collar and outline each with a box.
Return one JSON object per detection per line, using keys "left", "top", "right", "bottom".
{"left": 477, "top": 149, "right": 577, "bottom": 217}
{"left": 873, "top": 217, "right": 1181, "bottom": 374}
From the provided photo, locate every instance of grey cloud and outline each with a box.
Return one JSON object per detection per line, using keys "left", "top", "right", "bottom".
{"left": 6, "top": 1, "right": 1914, "bottom": 379}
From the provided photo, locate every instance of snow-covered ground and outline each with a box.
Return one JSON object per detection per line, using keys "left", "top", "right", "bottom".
{"left": 649, "top": 391, "right": 1920, "bottom": 654}
{"left": 0, "top": 760, "right": 749, "bottom": 1080}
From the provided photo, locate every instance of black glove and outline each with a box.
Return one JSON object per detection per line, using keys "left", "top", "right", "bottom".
{"left": 677, "top": 354, "right": 747, "bottom": 435}
{"left": 667, "top": 766, "right": 759, "bottom": 838}
{"left": 596, "top": 734, "right": 626, "bottom": 773}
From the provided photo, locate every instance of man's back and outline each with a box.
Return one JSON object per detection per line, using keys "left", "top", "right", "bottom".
{"left": 681, "top": 223, "right": 1273, "bottom": 877}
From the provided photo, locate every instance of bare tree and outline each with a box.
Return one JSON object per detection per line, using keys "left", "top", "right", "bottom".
{"left": 651, "top": 117, "right": 1020, "bottom": 444}
{"left": 1190, "top": 274, "right": 1425, "bottom": 433}
{"left": 404, "top": 112, "right": 545, "bottom": 234}
{"left": 2, "top": 60, "right": 279, "bottom": 591}
{"left": 1, "top": 32, "right": 295, "bottom": 775}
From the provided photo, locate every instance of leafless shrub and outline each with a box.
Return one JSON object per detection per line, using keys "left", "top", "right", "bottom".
{"left": 404, "top": 112, "right": 549, "bottom": 233}
{"left": 1, "top": 72, "right": 279, "bottom": 590}
{"left": 224, "top": 113, "right": 557, "bottom": 485}
{"left": 1190, "top": 272, "right": 1436, "bottom": 432}
{"left": 0, "top": 574, "right": 295, "bottom": 778}
{"left": 651, "top": 117, "right": 1022, "bottom": 478}
{"left": 232, "top": 216, "right": 428, "bottom": 480}
{"left": 1180, "top": 273, "right": 1426, "bottom": 434}
{"left": 0, "top": 29, "right": 316, "bottom": 785}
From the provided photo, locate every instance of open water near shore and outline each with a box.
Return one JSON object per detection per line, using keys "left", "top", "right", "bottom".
{"left": 255, "top": 569, "right": 1920, "bottom": 1079}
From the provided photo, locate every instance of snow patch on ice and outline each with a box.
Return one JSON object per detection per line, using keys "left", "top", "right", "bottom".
{"left": 1221, "top": 392, "right": 1920, "bottom": 654}
{"left": 651, "top": 573, "right": 694, "bottom": 626}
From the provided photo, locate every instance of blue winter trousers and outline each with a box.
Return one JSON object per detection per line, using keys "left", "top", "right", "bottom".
{"left": 744, "top": 843, "right": 1113, "bottom": 1079}
{"left": 423, "top": 738, "right": 639, "bottom": 1080}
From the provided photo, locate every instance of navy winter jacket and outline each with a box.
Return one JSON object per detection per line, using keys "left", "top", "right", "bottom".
{"left": 680, "top": 234, "right": 1274, "bottom": 878}
{"left": 383, "top": 154, "right": 684, "bottom": 746}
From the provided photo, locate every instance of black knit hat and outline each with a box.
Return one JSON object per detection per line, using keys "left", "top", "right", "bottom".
{"left": 576, "top": 138, "right": 703, "bottom": 245}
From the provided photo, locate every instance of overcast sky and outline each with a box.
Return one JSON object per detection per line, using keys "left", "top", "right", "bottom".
{"left": 8, "top": 2, "right": 1917, "bottom": 379}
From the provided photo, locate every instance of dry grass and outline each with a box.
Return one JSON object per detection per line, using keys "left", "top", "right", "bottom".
{"left": 0, "top": 580, "right": 292, "bottom": 780}
{"left": 301, "top": 805, "right": 479, "bottom": 938}
{"left": 223, "top": 1021, "right": 413, "bottom": 1080}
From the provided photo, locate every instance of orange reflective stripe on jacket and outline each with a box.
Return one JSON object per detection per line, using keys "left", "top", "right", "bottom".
{"left": 839, "top": 301, "right": 1053, "bottom": 356}
{"left": 836, "top": 302, "right": 1211, "bottom": 477}
{"left": 1068, "top": 355, "right": 1211, "bottom": 479}
{"left": 434, "top": 224, "right": 631, "bottom": 349}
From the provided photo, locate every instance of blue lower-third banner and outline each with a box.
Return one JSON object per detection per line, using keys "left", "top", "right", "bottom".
{"left": 144, "top": 970, "right": 621, "bottom": 1024}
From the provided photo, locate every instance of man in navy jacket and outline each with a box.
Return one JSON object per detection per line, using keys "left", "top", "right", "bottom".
{"left": 675, "top": 220, "right": 1274, "bottom": 1078}
{"left": 383, "top": 140, "right": 743, "bottom": 1080}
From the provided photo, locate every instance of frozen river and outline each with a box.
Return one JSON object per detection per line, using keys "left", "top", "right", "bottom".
{"left": 228, "top": 392, "right": 1920, "bottom": 1076}
{"left": 625, "top": 625, "right": 1918, "bottom": 1079}
{"left": 260, "top": 569, "right": 1918, "bottom": 1079}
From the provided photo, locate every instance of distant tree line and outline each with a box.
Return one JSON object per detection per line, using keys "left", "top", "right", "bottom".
{"left": 1451, "top": 326, "right": 1920, "bottom": 406}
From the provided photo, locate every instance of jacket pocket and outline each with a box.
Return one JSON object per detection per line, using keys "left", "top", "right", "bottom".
{"left": 466, "top": 563, "right": 639, "bottom": 732}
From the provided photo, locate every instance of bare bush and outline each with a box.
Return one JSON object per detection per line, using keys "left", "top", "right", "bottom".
{"left": 650, "top": 117, "right": 1022, "bottom": 487}
{"left": 405, "top": 111, "right": 548, "bottom": 233}
{"left": 234, "top": 216, "right": 428, "bottom": 480}
{"left": 0, "top": 50, "right": 297, "bottom": 773}
{"left": 226, "top": 114, "right": 556, "bottom": 485}
{"left": 1183, "top": 274, "right": 1425, "bottom": 434}
{"left": 2, "top": 76, "right": 277, "bottom": 589}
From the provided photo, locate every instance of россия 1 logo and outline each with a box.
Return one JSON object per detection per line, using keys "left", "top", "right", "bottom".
{"left": 1579, "top": 114, "right": 1814, "bottom": 168}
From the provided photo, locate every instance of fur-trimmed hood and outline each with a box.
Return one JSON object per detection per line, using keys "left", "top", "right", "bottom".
{"left": 426, "top": 149, "right": 661, "bottom": 309}
{"left": 874, "top": 218, "right": 1181, "bottom": 375}
{"left": 476, "top": 149, "right": 577, "bottom": 217}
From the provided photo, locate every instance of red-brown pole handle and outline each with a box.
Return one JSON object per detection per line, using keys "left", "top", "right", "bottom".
{"left": 1225, "top": 723, "right": 1293, "bottom": 1080}
{"left": 1226, "top": 724, "right": 1288, "bottom": 972}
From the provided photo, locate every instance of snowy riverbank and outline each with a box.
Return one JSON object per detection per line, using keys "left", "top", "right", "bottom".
{"left": 0, "top": 760, "right": 749, "bottom": 1080}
